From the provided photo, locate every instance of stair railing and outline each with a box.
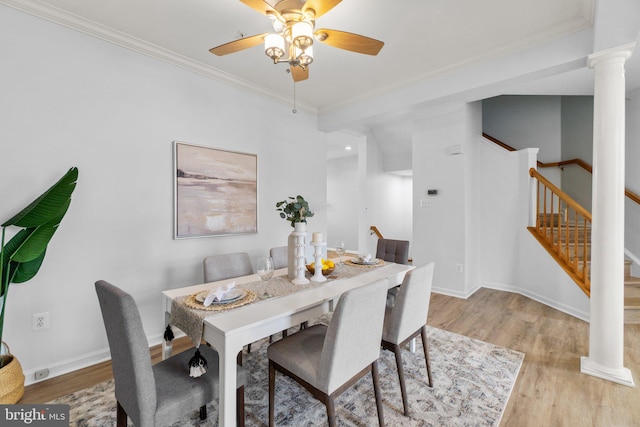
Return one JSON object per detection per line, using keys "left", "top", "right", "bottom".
{"left": 369, "top": 226, "right": 383, "bottom": 239}
{"left": 483, "top": 132, "right": 640, "bottom": 205}
{"left": 528, "top": 168, "right": 591, "bottom": 296}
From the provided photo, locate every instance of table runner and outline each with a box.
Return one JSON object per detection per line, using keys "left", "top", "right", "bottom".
{"left": 169, "top": 259, "right": 384, "bottom": 347}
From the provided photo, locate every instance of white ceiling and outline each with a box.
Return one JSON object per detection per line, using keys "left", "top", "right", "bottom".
{"left": 4, "top": 0, "right": 599, "bottom": 109}
{"left": 4, "top": 0, "right": 640, "bottom": 158}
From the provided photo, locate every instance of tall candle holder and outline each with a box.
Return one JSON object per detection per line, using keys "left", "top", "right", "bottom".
{"left": 291, "top": 226, "right": 309, "bottom": 285}
{"left": 310, "top": 241, "right": 327, "bottom": 283}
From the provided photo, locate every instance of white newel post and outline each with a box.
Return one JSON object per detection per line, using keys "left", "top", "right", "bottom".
{"left": 581, "top": 43, "right": 636, "bottom": 387}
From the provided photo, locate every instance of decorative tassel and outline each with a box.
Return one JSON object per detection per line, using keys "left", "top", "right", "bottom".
{"left": 188, "top": 349, "right": 207, "bottom": 378}
{"left": 163, "top": 325, "right": 174, "bottom": 343}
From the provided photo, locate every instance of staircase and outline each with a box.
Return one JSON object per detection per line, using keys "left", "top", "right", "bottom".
{"left": 482, "top": 133, "right": 640, "bottom": 323}
{"left": 625, "top": 260, "right": 640, "bottom": 324}
{"left": 528, "top": 169, "right": 640, "bottom": 324}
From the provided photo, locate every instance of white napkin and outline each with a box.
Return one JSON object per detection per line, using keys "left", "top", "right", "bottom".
{"left": 203, "top": 281, "right": 235, "bottom": 306}
{"left": 360, "top": 254, "right": 373, "bottom": 262}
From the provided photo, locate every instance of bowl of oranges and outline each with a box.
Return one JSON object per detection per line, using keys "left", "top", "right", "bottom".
{"left": 306, "top": 259, "right": 335, "bottom": 276}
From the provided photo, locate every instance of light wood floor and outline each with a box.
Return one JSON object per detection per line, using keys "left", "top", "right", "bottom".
{"left": 22, "top": 288, "right": 640, "bottom": 426}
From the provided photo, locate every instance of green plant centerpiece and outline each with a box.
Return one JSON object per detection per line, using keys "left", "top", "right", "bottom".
{"left": 276, "top": 195, "right": 314, "bottom": 227}
{"left": 0, "top": 167, "right": 78, "bottom": 369}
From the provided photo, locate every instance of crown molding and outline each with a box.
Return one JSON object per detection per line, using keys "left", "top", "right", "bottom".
{"left": 1, "top": 0, "right": 318, "bottom": 114}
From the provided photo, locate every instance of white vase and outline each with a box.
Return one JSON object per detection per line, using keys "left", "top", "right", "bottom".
{"left": 287, "top": 230, "right": 297, "bottom": 279}
{"left": 288, "top": 222, "right": 309, "bottom": 284}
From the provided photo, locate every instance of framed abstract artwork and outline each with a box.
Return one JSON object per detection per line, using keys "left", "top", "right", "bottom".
{"left": 174, "top": 141, "right": 257, "bottom": 238}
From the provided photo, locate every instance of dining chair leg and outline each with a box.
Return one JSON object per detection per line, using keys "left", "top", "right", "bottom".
{"left": 421, "top": 325, "right": 433, "bottom": 387}
{"left": 247, "top": 343, "right": 252, "bottom": 353}
{"left": 237, "top": 385, "right": 245, "bottom": 427}
{"left": 392, "top": 344, "right": 410, "bottom": 416}
{"left": 325, "top": 396, "right": 337, "bottom": 427}
{"left": 199, "top": 405, "right": 207, "bottom": 420}
{"left": 371, "top": 360, "right": 385, "bottom": 427}
{"left": 116, "top": 401, "right": 127, "bottom": 427}
{"left": 269, "top": 361, "right": 276, "bottom": 427}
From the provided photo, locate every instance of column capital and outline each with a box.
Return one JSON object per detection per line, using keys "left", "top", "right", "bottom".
{"left": 588, "top": 42, "right": 636, "bottom": 69}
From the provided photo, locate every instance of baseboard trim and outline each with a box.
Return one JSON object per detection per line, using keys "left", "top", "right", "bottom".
{"left": 482, "top": 281, "right": 590, "bottom": 322}
{"left": 24, "top": 330, "right": 186, "bottom": 386}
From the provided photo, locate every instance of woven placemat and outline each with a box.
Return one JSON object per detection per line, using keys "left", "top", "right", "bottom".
{"left": 182, "top": 289, "right": 257, "bottom": 311}
{"left": 345, "top": 259, "right": 386, "bottom": 268}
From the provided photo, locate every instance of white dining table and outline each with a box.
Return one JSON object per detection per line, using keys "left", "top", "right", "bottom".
{"left": 162, "top": 259, "right": 414, "bottom": 426}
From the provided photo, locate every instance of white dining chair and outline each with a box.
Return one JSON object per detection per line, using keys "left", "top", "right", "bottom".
{"left": 267, "top": 279, "right": 389, "bottom": 427}
{"left": 381, "top": 262, "right": 435, "bottom": 416}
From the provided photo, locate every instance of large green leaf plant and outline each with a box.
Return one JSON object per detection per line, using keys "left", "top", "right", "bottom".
{"left": 0, "top": 168, "right": 78, "bottom": 365}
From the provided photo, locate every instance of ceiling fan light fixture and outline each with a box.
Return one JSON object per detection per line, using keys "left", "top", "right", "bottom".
{"left": 296, "top": 45, "right": 313, "bottom": 67}
{"left": 291, "top": 20, "right": 314, "bottom": 49}
{"left": 265, "top": 33, "right": 285, "bottom": 63}
{"left": 209, "top": 0, "right": 384, "bottom": 83}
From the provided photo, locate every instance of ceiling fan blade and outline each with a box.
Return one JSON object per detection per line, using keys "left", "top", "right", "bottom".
{"left": 209, "top": 33, "right": 267, "bottom": 56}
{"left": 302, "top": 0, "right": 342, "bottom": 18}
{"left": 290, "top": 64, "right": 309, "bottom": 82}
{"left": 315, "top": 28, "right": 384, "bottom": 55}
{"left": 239, "top": 0, "right": 279, "bottom": 16}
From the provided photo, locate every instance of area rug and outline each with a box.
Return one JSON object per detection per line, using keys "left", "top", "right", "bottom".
{"left": 49, "top": 326, "right": 524, "bottom": 426}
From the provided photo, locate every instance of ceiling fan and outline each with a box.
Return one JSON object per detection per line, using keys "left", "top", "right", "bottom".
{"left": 209, "top": 0, "right": 384, "bottom": 82}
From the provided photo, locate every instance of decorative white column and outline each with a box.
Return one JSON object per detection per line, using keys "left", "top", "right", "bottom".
{"left": 581, "top": 43, "right": 636, "bottom": 387}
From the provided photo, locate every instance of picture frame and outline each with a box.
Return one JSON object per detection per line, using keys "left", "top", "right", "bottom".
{"left": 174, "top": 141, "right": 258, "bottom": 238}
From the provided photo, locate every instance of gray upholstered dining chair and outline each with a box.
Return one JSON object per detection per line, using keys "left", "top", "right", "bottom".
{"left": 95, "top": 280, "right": 246, "bottom": 427}
{"left": 267, "top": 279, "right": 389, "bottom": 427}
{"left": 269, "top": 246, "right": 288, "bottom": 270}
{"left": 203, "top": 252, "right": 253, "bottom": 283}
{"left": 381, "top": 262, "right": 435, "bottom": 416}
{"left": 376, "top": 239, "right": 410, "bottom": 265}
{"left": 376, "top": 239, "right": 410, "bottom": 306}
{"left": 203, "top": 252, "right": 265, "bottom": 353}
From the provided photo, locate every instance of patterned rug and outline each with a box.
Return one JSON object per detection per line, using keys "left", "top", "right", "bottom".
{"left": 49, "top": 326, "right": 524, "bottom": 426}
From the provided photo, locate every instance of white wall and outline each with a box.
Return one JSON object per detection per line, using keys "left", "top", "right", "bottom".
{"left": 561, "top": 96, "right": 594, "bottom": 210}
{"left": 412, "top": 101, "right": 590, "bottom": 318}
{"left": 482, "top": 93, "right": 640, "bottom": 271}
{"left": 326, "top": 133, "right": 413, "bottom": 258}
{"left": 478, "top": 134, "right": 590, "bottom": 320}
{"left": 0, "top": 6, "right": 327, "bottom": 383}
{"left": 482, "top": 95, "right": 562, "bottom": 163}
{"left": 626, "top": 88, "right": 640, "bottom": 272}
{"left": 362, "top": 133, "right": 413, "bottom": 258}
{"left": 412, "top": 104, "right": 482, "bottom": 296}
{"left": 483, "top": 95, "right": 563, "bottom": 188}
{"left": 477, "top": 140, "right": 531, "bottom": 290}
{"left": 326, "top": 154, "right": 359, "bottom": 250}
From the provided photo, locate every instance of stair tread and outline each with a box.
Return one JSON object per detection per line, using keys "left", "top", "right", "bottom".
{"left": 625, "top": 276, "right": 640, "bottom": 286}
{"left": 624, "top": 296, "right": 640, "bottom": 308}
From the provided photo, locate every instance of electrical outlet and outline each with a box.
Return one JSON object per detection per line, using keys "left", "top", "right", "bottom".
{"left": 34, "top": 368, "right": 49, "bottom": 380}
{"left": 32, "top": 312, "right": 49, "bottom": 331}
